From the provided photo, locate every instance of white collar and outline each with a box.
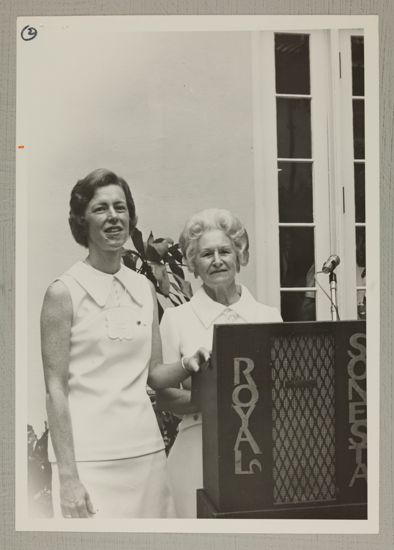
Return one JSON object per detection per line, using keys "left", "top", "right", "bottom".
{"left": 66, "top": 261, "right": 144, "bottom": 307}
{"left": 190, "top": 285, "right": 260, "bottom": 328}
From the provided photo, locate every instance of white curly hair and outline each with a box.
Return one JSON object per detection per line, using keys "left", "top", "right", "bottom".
{"left": 179, "top": 208, "right": 250, "bottom": 274}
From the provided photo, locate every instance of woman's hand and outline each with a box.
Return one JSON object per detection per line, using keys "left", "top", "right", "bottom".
{"left": 182, "top": 347, "right": 211, "bottom": 374}
{"left": 60, "top": 477, "right": 95, "bottom": 518}
{"left": 148, "top": 282, "right": 210, "bottom": 389}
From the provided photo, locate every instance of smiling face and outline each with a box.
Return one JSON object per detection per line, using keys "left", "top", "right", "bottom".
{"left": 194, "top": 229, "right": 239, "bottom": 290}
{"left": 84, "top": 184, "right": 130, "bottom": 254}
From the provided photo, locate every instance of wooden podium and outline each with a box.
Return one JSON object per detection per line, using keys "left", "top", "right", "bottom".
{"left": 192, "top": 321, "right": 367, "bottom": 519}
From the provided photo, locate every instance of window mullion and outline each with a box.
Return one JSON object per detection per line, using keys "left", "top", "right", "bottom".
{"left": 309, "top": 30, "right": 332, "bottom": 320}
{"left": 252, "top": 31, "right": 281, "bottom": 307}
{"left": 337, "top": 30, "right": 358, "bottom": 319}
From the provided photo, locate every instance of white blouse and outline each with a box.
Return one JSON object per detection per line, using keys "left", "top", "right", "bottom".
{"left": 160, "top": 285, "right": 282, "bottom": 430}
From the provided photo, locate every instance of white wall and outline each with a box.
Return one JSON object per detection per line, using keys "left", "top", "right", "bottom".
{"left": 19, "top": 29, "right": 258, "bottom": 429}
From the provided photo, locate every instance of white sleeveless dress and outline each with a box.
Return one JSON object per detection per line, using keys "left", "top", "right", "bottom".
{"left": 49, "top": 261, "right": 175, "bottom": 518}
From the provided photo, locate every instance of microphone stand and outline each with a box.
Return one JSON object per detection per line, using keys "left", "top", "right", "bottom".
{"left": 329, "top": 272, "right": 339, "bottom": 321}
{"left": 318, "top": 255, "right": 341, "bottom": 320}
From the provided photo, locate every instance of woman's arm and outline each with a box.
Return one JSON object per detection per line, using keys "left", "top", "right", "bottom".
{"left": 147, "top": 284, "right": 209, "bottom": 390}
{"left": 154, "top": 293, "right": 199, "bottom": 414}
{"left": 155, "top": 387, "right": 198, "bottom": 415}
{"left": 41, "top": 281, "right": 95, "bottom": 518}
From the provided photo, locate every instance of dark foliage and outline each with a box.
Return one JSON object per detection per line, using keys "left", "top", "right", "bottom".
{"left": 27, "top": 424, "right": 53, "bottom": 517}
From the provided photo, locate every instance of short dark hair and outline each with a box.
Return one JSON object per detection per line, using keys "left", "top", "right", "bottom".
{"left": 69, "top": 168, "right": 137, "bottom": 247}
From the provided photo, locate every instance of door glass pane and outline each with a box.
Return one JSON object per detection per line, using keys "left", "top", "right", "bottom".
{"left": 353, "top": 99, "right": 365, "bottom": 159}
{"left": 275, "top": 33, "right": 310, "bottom": 94}
{"left": 356, "top": 227, "right": 366, "bottom": 283}
{"left": 354, "top": 163, "right": 365, "bottom": 223}
{"left": 352, "top": 35, "right": 366, "bottom": 319}
{"left": 279, "top": 227, "right": 315, "bottom": 287}
{"left": 281, "top": 291, "right": 316, "bottom": 322}
{"left": 278, "top": 162, "right": 313, "bottom": 222}
{"left": 277, "top": 98, "right": 312, "bottom": 158}
{"left": 351, "top": 36, "right": 364, "bottom": 96}
{"left": 357, "top": 290, "right": 366, "bottom": 320}
{"left": 274, "top": 33, "right": 314, "bottom": 322}
{"left": 356, "top": 225, "right": 366, "bottom": 321}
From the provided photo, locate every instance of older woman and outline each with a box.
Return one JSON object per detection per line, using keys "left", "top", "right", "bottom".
{"left": 157, "top": 208, "right": 282, "bottom": 517}
{"left": 41, "top": 169, "right": 209, "bottom": 519}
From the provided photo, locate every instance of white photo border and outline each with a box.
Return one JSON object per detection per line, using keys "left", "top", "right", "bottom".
{"left": 15, "top": 14, "right": 380, "bottom": 534}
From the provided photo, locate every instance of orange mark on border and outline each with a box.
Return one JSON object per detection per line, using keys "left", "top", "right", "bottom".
{"left": 18, "top": 145, "right": 25, "bottom": 149}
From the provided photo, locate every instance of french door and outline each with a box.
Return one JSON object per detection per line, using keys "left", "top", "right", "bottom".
{"left": 252, "top": 29, "right": 365, "bottom": 322}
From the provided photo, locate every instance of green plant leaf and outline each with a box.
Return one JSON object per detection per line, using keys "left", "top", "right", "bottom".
{"left": 146, "top": 244, "right": 163, "bottom": 263}
{"left": 168, "top": 258, "right": 184, "bottom": 279}
{"left": 168, "top": 244, "right": 183, "bottom": 263}
{"left": 171, "top": 272, "right": 193, "bottom": 299}
{"left": 150, "top": 263, "right": 170, "bottom": 296}
{"left": 156, "top": 299, "right": 164, "bottom": 322}
{"left": 151, "top": 237, "right": 171, "bottom": 260}
{"left": 168, "top": 295, "right": 183, "bottom": 307}
{"left": 122, "top": 249, "right": 138, "bottom": 270}
{"left": 131, "top": 227, "right": 146, "bottom": 259}
{"left": 141, "top": 262, "right": 159, "bottom": 288}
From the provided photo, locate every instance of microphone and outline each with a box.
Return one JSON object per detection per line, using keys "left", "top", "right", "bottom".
{"left": 321, "top": 254, "right": 340, "bottom": 274}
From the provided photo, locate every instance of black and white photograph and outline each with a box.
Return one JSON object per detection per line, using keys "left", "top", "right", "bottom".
{"left": 15, "top": 15, "right": 379, "bottom": 533}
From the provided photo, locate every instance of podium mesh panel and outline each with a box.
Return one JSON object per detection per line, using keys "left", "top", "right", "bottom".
{"left": 271, "top": 333, "right": 336, "bottom": 505}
